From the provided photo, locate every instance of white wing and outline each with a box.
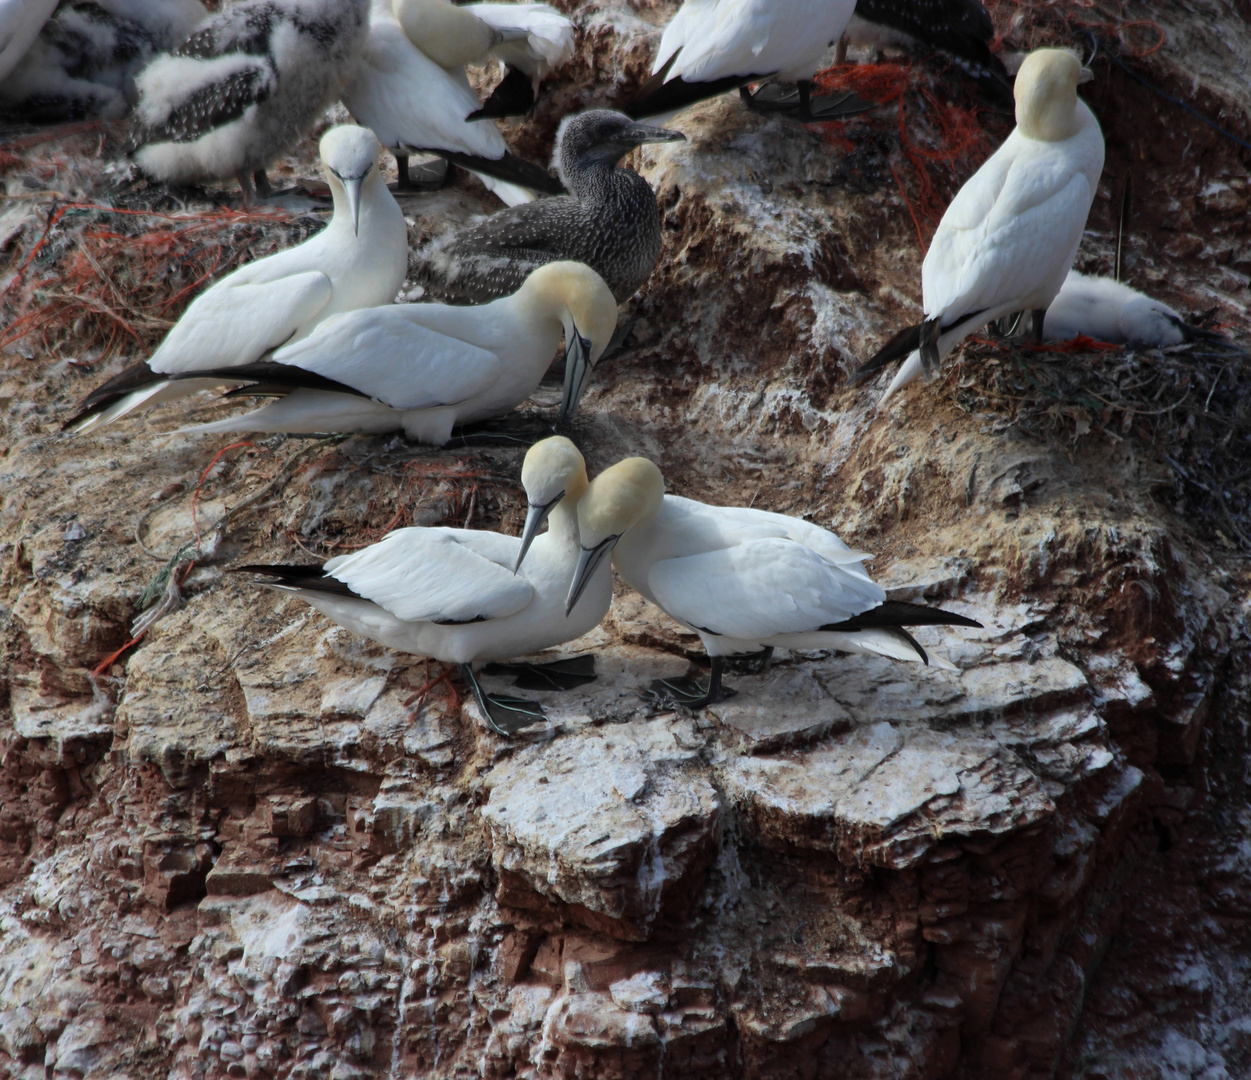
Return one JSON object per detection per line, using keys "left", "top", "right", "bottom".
{"left": 464, "top": 2, "right": 574, "bottom": 76}
{"left": 648, "top": 536, "right": 885, "bottom": 640}
{"left": 271, "top": 307, "right": 504, "bottom": 410}
{"left": 149, "top": 270, "right": 332, "bottom": 374}
{"left": 325, "top": 527, "right": 532, "bottom": 623}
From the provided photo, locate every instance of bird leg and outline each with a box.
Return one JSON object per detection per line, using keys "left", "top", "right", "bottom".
{"left": 235, "top": 169, "right": 256, "bottom": 207}
{"left": 403, "top": 661, "right": 462, "bottom": 717}
{"left": 481, "top": 654, "right": 598, "bottom": 692}
{"left": 394, "top": 153, "right": 413, "bottom": 191}
{"left": 393, "top": 152, "right": 449, "bottom": 193}
{"left": 1031, "top": 308, "right": 1047, "bottom": 343}
{"left": 648, "top": 655, "right": 737, "bottom": 710}
{"left": 253, "top": 170, "right": 273, "bottom": 200}
{"left": 724, "top": 645, "right": 774, "bottom": 676}
{"left": 459, "top": 663, "right": 546, "bottom": 736}
{"left": 835, "top": 37, "right": 849, "bottom": 65}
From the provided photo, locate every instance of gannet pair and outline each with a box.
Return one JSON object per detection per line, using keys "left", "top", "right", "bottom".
{"left": 417, "top": 110, "right": 685, "bottom": 305}
{"left": 132, "top": 0, "right": 370, "bottom": 202}
{"left": 556, "top": 459, "right": 983, "bottom": 709}
{"left": 67, "top": 125, "right": 408, "bottom": 434}
{"left": 853, "top": 48, "right": 1105, "bottom": 401}
{"left": 627, "top": 0, "right": 857, "bottom": 122}
{"left": 0, "top": 0, "right": 207, "bottom": 120}
{"left": 341, "top": 0, "right": 571, "bottom": 205}
{"left": 239, "top": 438, "right": 626, "bottom": 734}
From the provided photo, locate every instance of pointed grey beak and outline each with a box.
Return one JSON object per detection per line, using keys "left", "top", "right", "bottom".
{"left": 513, "top": 494, "right": 562, "bottom": 573}
{"left": 559, "top": 328, "right": 595, "bottom": 423}
{"left": 344, "top": 175, "right": 363, "bottom": 237}
{"left": 565, "top": 535, "right": 619, "bottom": 615}
{"left": 625, "top": 122, "right": 687, "bottom": 146}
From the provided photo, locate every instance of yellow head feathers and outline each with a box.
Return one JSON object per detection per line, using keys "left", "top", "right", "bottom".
{"left": 1015, "top": 48, "right": 1090, "bottom": 142}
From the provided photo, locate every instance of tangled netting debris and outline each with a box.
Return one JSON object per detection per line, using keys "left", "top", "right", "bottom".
{"left": 952, "top": 335, "right": 1251, "bottom": 551}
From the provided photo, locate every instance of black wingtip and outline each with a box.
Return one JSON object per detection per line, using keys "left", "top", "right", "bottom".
{"left": 62, "top": 360, "right": 162, "bottom": 431}
{"left": 821, "top": 600, "right": 984, "bottom": 632}
{"left": 850, "top": 322, "right": 924, "bottom": 385}
{"left": 626, "top": 69, "right": 760, "bottom": 120}
{"left": 439, "top": 149, "right": 565, "bottom": 196}
{"left": 467, "top": 66, "right": 537, "bottom": 120}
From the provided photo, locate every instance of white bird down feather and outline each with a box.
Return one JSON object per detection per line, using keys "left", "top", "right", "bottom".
{"left": 1044, "top": 270, "right": 1188, "bottom": 347}
{"left": 461, "top": 2, "right": 574, "bottom": 87}
{"left": 170, "top": 261, "right": 618, "bottom": 444}
{"left": 67, "top": 125, "right": 407, "bottom": 434}
{"left": 241, "top": 437, "right": 622, "bottom": 733}
{"left": 0, "top": 0, "right": 59, "bottom": 83}
{"left": 859, "top": 48, "right": 1105, "bottom": 401}
{"left": 562, "top": 458, "right": 983, "bottom": 706}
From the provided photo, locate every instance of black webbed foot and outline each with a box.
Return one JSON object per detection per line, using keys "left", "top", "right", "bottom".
{"left": 482, "top": 654, "right": 598, "bottom": 692}
{"left": 645, "top": 656, "right": 736, "bottom": 710}
{"left": 724, "top": 645, "right": 774, "bottom": 675}
{"left": 460, "top": 663, "right": 545, "bottom": 735}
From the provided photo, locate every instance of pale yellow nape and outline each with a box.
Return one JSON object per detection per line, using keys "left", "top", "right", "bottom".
{"left": 523, "top": 436, "right": 589, "bottom": 503}
{"left": 521, "top": 262, "right": 618, "bottom": 361}
{"left": 577, "top": 458, "right": 665, "bottom": 544}
{"left": 393, "top": 0, "right": 496, "bottom": 69}
{"left": 1014, "top": 48, "right": 1085, "bottom": 142}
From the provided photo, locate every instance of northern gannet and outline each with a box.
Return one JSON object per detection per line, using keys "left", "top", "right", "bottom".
{"left": 627, "top": 0, "right": 858, "bottom": 122}
{"left": 237, "top": 437, "right": 623, "bottom": 734}
{"left": 131, "top": 0, "right": 370, "bottom": 202}
{"left": 0, "top": 0, "right": 58, "bottom": 84}
{"left": 153, "top": 261, "right": 617, "bottom": 442}
{"left": 397, "top": 0, "right": 574, "bottom": 118}
{"left": 417, "top": 110, "right": 685, "bottom": 305}
{"left": 66, "top": 125, "right": 407, "bottom": 435}
{"left": 1043, "top": 270, "right": 1212, "bottom": 347}
{"left": 853, "top": 48, "right": 1105, "bottom": 401}
{"left": 564, "top": 458, "right": 983, "bottom": 708}
{"left": 844, "top": 0, "right": 1008, "bottom": 95}
{"left": 341, "top": 0, "right": 562, "bottom": 205}
{"left": 0, "top": 0, "right": 206, "bottom": 120}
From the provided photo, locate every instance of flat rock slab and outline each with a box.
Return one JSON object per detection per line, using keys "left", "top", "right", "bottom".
{"left": 482, "top": 718, "right": 721, "bottom": 940}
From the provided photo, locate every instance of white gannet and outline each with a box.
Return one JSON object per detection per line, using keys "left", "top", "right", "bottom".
{"left": 340, "top": 0, "right": 562, "bottom": 205}
{"left": 153, "top": 261, "right": 617, "bottom": 442}
{"left": 0, "top": 0, "right": 58, "bottom": 84}
{"left": 237, "top": 437, "right": 623, "bottom": 734}
{"left": 852, "top": 48, "right": 1105, "bottom": 401}
{"left": 131, "top": 0, "right": 370, "bottom": 202}
{"left": 66, "top": 125, "right": 407, "bottom": 434}
{"left": 0, "top": 0, "right": 206, "bottom": 121}
{"left": 417, "top": 110, "right": 685, "bottom": 305}
{"left": 843, "top": 0, "right": 1008, "bottom": 95}
{"left": 564, "top": 457, "right": 983, "bottom": 708}
{"left": 1043, "top": 270, "right": 1214, "bottom": 347}
{"left": 627, "top": 0, "right": 858, "bottom": 122}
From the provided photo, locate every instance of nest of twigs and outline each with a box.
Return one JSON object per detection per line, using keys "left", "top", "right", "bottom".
{"left": 951, "top": 332, "right": 1251, "bottom": 551}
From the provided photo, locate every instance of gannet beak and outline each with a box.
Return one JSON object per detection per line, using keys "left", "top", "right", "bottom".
{"left": 344, "top": 175, "right": 364, "bottom": 237}
{"left": 565, "top": 536, "right": 619, "bottom": 615}
{"left": 559, "top": 328, "right": 596, "bottom": 423}
{"left": 514, "top": 495, "right": 562, "bottom": 573}
{"left": 624, "top": 122, "right": 687, "bottom": 146}
{"left": 1078, "top": 67, "right": 1094, "bottom": 85}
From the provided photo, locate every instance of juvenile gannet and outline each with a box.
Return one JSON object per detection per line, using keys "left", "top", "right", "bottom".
{"left": 852, "top": 48, "right": 1105, "bottom": 401}
{"left": 1043, "top": 270, "right": 1213, "bottom": 347}
{"left": 66, "top": 125, "right": 407, "bottom": 434}
{"left": 341, "top": 0, "right": 562, "bottom": 205}
{"left": 844, "top": 0, "right": 1008, "bottom": 95}
{"left": 0, "top": 0, "right": 206, "bottom": 119}
{"left": 396, "top": 0, "right": 574, "bottom": 118}
{"left": 131, "top": 0, "right": 370, "bottom": 202}
{"left": 0, "top": 0, "right": 58, "bottom": 84}
{"left": 418, "top": 110, "right": 685, "bottom": 305}
{"left": 565, "top": 458, "right": 983, "bottom": 708}
{"left": 237, "top": 437, "right": 623, "bottom": 734}
{"left": 150, "top": 261, "right": 617, "bottom": 442}
{"left": 627, "top": 0, "right": 858, "bottom": 122}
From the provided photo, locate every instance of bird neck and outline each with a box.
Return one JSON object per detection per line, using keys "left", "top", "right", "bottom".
{"left": 558, "top": 148, "right": 628, "bottom": 200}
{"left": 546, "top": 496, "right": 581, "bottom": 548}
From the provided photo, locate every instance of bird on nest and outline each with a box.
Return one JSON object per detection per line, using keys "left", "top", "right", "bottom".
{"left": 851, "top": 47, "right": 1105, "bottom": 403}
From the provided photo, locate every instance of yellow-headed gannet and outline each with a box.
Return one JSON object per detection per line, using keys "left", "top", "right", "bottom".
{"left": 237, "top": 437, "right": 622, "bottom": 734}
{"left": 417, "top": 110, "right": 685, "bottom": 305}
{"left": 564, "top": 458, "right": 983, "bottom": 708}
{"left": 627, "top": 0, "right": 858, "bottom": 122}
{"left": 341, "top": 0, "right": 563, "bottom": 204}
{"left": 154, "top": 261, "right": 617, "bottom": 442}
{"left": 1043, "top": 270, "right": 1214, "bottom": 347}
{"left": 853, "top": 48, "right": 1105, "bottom": 401}
{"left": 131, "top": 0, "right": 370, "bottom": 202}
{"left": 66, "top": 125, "right": 407, "bottom": 434}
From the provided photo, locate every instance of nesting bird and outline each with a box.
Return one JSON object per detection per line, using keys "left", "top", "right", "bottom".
{"left": 627, "top": 0, "right": 858, "bottom": 122}
{"left": 341, "top": 0, "right": 563, "bottom": 205}
{"left": 0, "top": 0, "right": 207, "bottom": 120}
{"left": 147, "top": 262, "right": 618, "bottom": 443}
{"left": 237, "top": 437, "right": 627, "bottom": 734}
{"left": 67, "top": 125, "right": 407, "bottom": 434}
{"left": 417, "top": 109, "right": 685, "bottom": 305}
{"left": 563, "top": 457, "right": 983, "bottom": 708}
{"left": 131, "top": 0, "right": 370, "bottom": 201}
{"left": 852, "top": 48, "right": 1105, "bottom": 401}
{"left": 1043, "top": 271, "right": 1212, "bottom": 347}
